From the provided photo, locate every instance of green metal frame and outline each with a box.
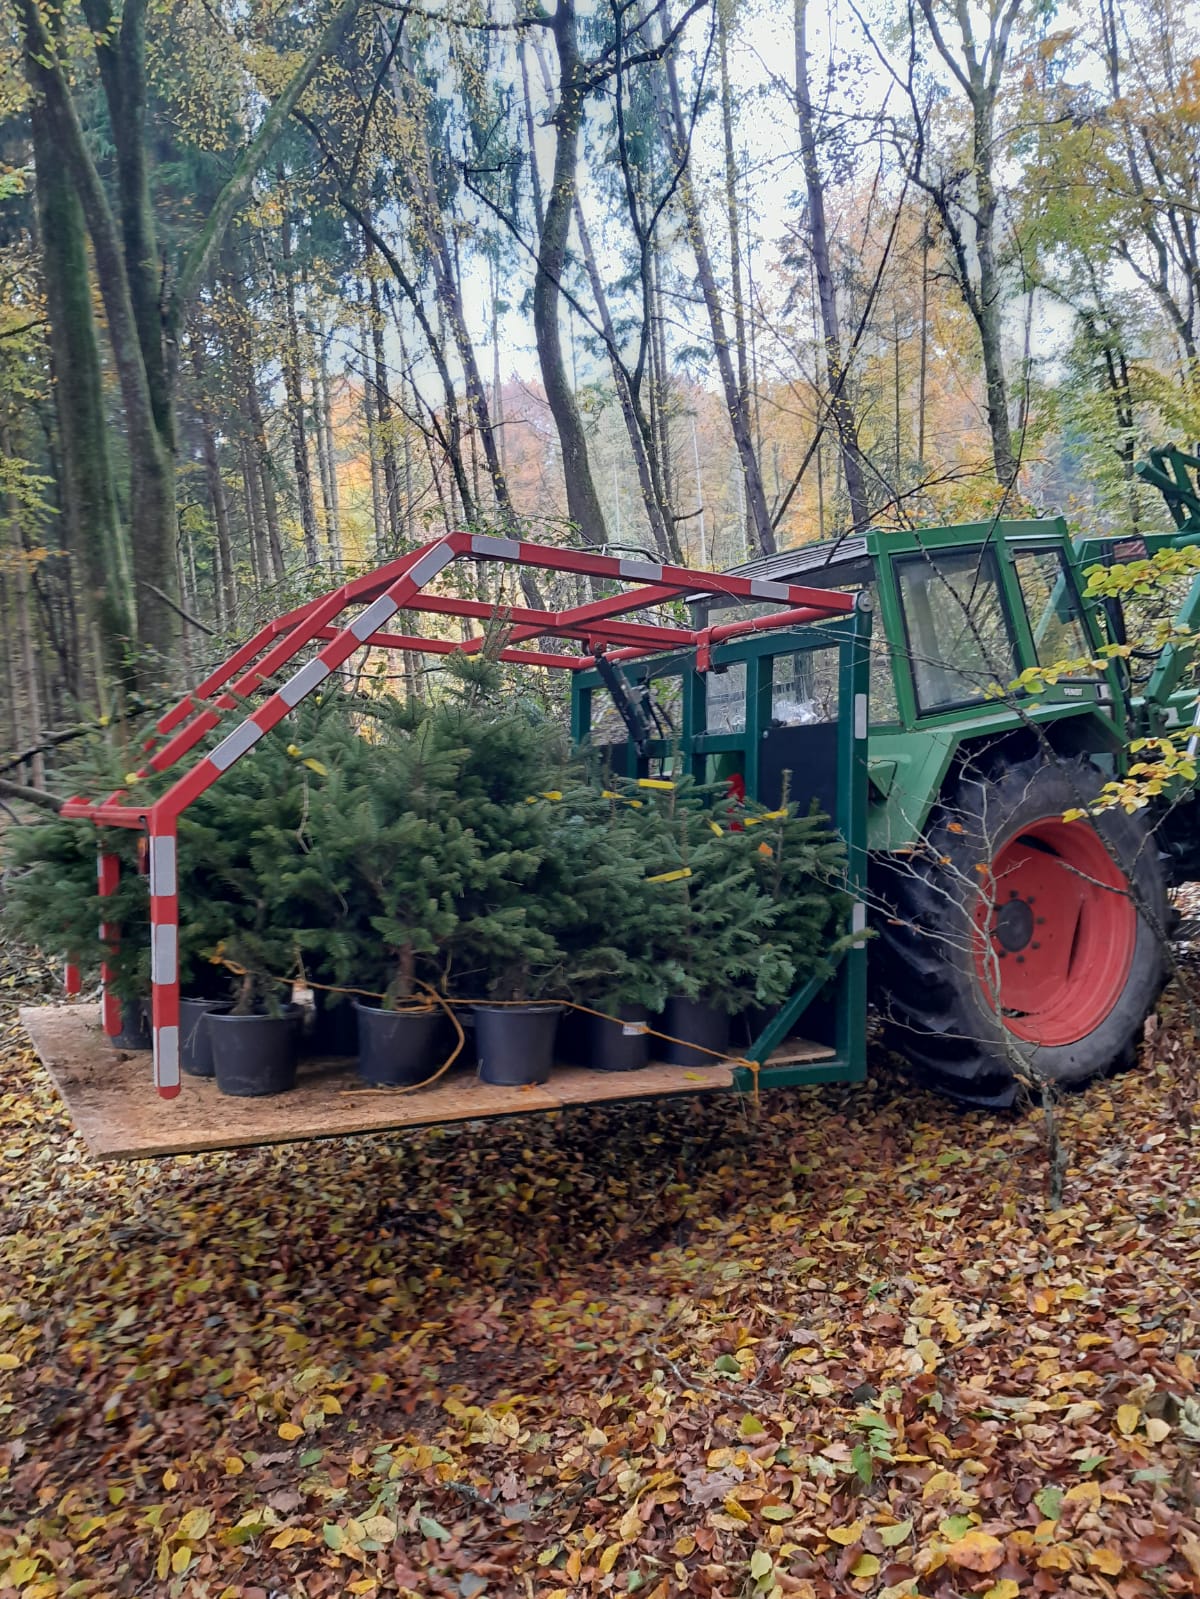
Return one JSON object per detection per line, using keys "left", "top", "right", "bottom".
{"left": 571, "top": 596, "right": 872, "bottom": 1089}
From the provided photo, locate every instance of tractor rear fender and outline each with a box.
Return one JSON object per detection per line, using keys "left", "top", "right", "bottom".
{"left": 867, "top": 703, "right": 1124, "bottom": 852}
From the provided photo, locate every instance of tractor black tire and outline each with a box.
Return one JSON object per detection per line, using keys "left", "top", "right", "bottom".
{"left": 873, "top": 753, "right": 1168, "bottom": 1108}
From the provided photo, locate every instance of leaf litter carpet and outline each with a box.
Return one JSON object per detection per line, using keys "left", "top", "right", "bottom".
{"left": 2, "top": 947, "right": 1200, "bottom": 1599}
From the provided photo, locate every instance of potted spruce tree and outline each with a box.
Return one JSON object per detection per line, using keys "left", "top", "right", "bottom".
{"left": 433, "top": 678, "right": 573, "bottom": 1086}
{"left": 638, "top": 781, "right": 790, "bottom": 1067}
{"left": 306, "top": 711, "right": 485, "bottom": 1087}
{"left": 189, "top": 713, "right": 322, "bottom": 1096}
{"left": 552, "top": 784, "right": 675, "bottom": 1071}
{"left": 2, "top": 811, "right": 153, "bottom": 1047}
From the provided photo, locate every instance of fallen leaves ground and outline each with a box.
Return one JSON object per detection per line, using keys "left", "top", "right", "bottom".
{"left": 3, "top": 947, "right": 1200, "bottom": 1599}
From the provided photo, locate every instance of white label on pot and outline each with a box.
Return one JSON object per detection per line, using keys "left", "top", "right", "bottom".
{"left": 622, "top": 1022, "right": 647, "bottom": 1036}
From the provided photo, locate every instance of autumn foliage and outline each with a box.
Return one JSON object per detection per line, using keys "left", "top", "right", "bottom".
{"left": 2, "top": 947, "right": 1200, "bottom": 1598}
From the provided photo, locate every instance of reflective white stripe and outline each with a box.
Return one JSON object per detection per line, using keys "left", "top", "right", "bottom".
{"left": 751, "top": 579, "right": 791, "bottom": 601}
{"left": 471, "top": 534, "right": 520, "bottom": 561}
{"left": 852, "top": 902, "right": 867, "bottom": 935}
{"left": 155, "top": 1026, "right": 180, "bottom": 1090}
{"left": 854, "top": 693, "right": 868, "bottom": 741}
{"left": 408, "top": 545, "right": 453, "bottom": 587}
{"left": 148, "top": 835, "right": 176, "bottom": 897}
{"left": 350, "top": 594, "right": 400, "bottom": 641}
{"left": 279, "top": 656, "right": 332, "bottom": 708}
{"left": 210, "top": 718, "right": 265, "bottom": 771}
{"left": 619, "top": 558, "right": 663, "bottom": 582}
{"left": 151, "top": 923, "right": 178, "bottom": 985}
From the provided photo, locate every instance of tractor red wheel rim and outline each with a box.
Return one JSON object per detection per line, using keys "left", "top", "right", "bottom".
{"left": 971, "top": 814, "right": 1137, "bottom": 1047}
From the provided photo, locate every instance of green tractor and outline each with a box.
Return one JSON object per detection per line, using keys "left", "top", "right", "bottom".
{"left": 696, "top": 451, "right": 1200, "bottom": 1107}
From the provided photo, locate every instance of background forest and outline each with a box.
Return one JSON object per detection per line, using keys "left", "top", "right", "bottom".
{"left": 1, "top": 0, "right": 1199, "bottom": 764}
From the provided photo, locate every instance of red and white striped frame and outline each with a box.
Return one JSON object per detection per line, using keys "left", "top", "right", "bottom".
{"left": 60, "top": 534, "right": 855, "bottom": 1099}
{"left": 148, "top": 826, "right": 180, "bottom": 1097}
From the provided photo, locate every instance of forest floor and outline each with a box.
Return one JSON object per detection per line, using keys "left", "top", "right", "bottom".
{"left": 2, "top": 945, "right": 1200, "bottom": 1599}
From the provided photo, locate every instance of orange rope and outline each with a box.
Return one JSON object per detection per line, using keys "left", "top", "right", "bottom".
{"left": 208, "top": 954, "right": 761, "bottom": 1099}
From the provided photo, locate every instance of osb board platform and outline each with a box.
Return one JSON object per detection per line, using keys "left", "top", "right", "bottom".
{"left": 19, "top": 1003, "right": 750, "bottom": 1161}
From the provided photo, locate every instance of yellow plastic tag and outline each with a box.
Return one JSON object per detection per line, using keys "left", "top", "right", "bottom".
{"left": 708, "top": 821, "right": 723, "bottom": 835}
{"left": 636, "top": 778, "right": 675, "bottom": 790}
{"left": 647, "top": 867, "right": 692, "bottom": 884}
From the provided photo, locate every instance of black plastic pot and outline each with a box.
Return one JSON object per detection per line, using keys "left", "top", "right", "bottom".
{"left": 112, "top": 998, "right": 151, "bottom": 1051}
{"left": 180, "top": 997, "right": 232, "bottom": 1078}
{"left": 658, "top": 996, "right": 731, "bottom": 1068}
{"left": 474, "top": 1005, "right": 562, "bottom": 1086}
{"left": 583, "top": 1004, "right": 650, "bottom": 1072}
{"left": 306, "top": 991, "right": 359, "bottom": 1058}
{"left": 356, "top": 1001, "right": 442, "bottom": 1087}
{"left": 208, "top": 1005, "right": 301, "bottom": 1097}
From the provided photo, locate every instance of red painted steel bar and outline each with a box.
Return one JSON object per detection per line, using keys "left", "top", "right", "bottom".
{"left": 316, "top": 628, "right": 587, "bottom": 672}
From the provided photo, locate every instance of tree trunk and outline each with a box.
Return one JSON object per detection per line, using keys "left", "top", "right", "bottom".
{"left": 531, "top": 0, "right": 609, "bottom": 547}
{"left": 660, "top": 34, "right": 776, "bottom": 556}
{"left": 386, "top": 33, "right": 518, "bottom": 534}
{"left": 315, "top": 317, "right": 343, "bottom": 566}
{"left": 191, "top": 342, "right": 237, "bottom": 620}
{"left": 718, "top": 1, "right": 750, "bottom": 413}
{"left": 240, "top": 442, "right": 265, "bottom": 591}
{"left": 277, "top": 190, "right": 320, "bottom": 566}
{"left": 30, "top": 97, "right": 134, "bottom": 695}
{"left": 4, "top": 429, "right": 45, "bottom": 788}
{"left": 359, "top": 302, "right": 388, "bottom": 557}
{"left": 794, "top": 0, "right": 869, "bottom": 530}
{"left": 914, "top": 0, "right": 1019, "bottom": 486}
{"left": 573, "top": 196, "right": 679, "bottom": 559}
{"left": 369, "top": 269, "right": 403, "bottom": 551}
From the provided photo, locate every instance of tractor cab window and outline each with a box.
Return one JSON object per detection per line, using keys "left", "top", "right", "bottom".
{"left": 895, "top": 547, "right": 1018, "bottom": 714}
{"left": 1013, "top": 547, "right": 1093, "bottom": 673}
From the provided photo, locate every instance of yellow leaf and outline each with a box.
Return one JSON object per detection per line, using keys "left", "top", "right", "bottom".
{"left": 348, "top": 1582, "right": 376, "bottom": 1596}
{"left": 278, "top": 1421, "right": 304, "bottom": 1441}
{"left": 270, "top": 1527, "right": 315, "bottom": 1550}
{"left": 1036, "top": 1546, "right": 1073, "bottom": 1572}
{"left": 224, "top": 1456, "right": 244, "bottom": 1475}
{"left": 1146, "top": 1416, "right": 1170, "bottom": 1443}
{"left": 1088, "top": 1548, "right": 1124, "bottom": 1575}
{"left": 922, "top": 1470, "right": 958, "bottom": 1498}
{"left": 851, "top": 1553, "right": 880, "bottom": 1577}
{"left": 360, "top": 1515, "right": 397, "bottom": 1543}
{"left": 619, "top": 1505, "right": 643, "bottom": 1541}
{"left": 1116, "top": 1403, "right": 1140, "bottom": 1435}
{"left": 7, "top": 1559, "right": 39, "bottom": 1585}
{"left": 598, "top": 1542, "right": 622, "bottom": 1574}
{"left": 828, "top": 1519, "right": 864, "bottom": 1545}
{"left": 946, "top": 1530, "right": 1004, "bottom": 1572}
{"left": 983, "top": 1582, "right": 1021, "bottom": 1599}
{"left": 171, "top": 1545, "right": 192, "bottom": 1574}
{"left": 320, "top": 1394, "right": 342, "bottom": 1415}
{"left": 721, "top": 1495, "right": 752, "bottom": 1524}
{"left": 156, "top": 1542, "right": 170, "bottom": 1581}
{"left": 178, "top": 1507, "right": 211, "bottom": 1541}
{"left": 880, "top": 1518, "right": 913, "bottom": 1546}
{"left": 0, "top": 1352, "right": 19, "bottom": 1370}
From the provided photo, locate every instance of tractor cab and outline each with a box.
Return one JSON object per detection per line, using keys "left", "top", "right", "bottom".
{"left": 704, "top": 520, "right": 1124, "bottom": 849}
